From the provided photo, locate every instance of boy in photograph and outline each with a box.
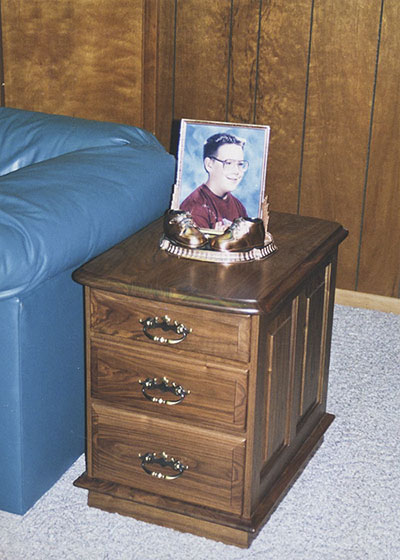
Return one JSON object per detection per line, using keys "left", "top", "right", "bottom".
{"left": 180, "top": 132, "right": 249, "bottom": 230}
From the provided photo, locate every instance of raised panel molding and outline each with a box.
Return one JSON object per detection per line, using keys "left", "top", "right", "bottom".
{"left": 260, "top": 261, "right": 333, "bottom": 483}
{"left": 262, "top": 306, "right": 293, "bottom": 465}
{"left": 295, "top": 263, "right": 332, "bottom": 434}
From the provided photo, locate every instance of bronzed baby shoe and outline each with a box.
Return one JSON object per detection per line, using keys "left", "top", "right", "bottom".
{"left": 209, "top": 217, "right": 265, "bottom": 252}
{"left": 163, "top": 210, "right": 208, "bottom": 248}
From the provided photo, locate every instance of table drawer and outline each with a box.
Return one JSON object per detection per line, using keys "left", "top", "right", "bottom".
{"left": 90, "top": 403, "right": 246, "bottom": 514}
{"left": 89, "top": 289, "right": 251, "bottom": 362}
{"left": 90, "top": 341, "right": 248, "bottom": 430}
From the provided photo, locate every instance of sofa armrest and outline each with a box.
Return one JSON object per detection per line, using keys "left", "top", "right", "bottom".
{"left": 0, "top": 144, "right": 175, "bottom": 299}
{"left": 0, "top": 108, "right": 164, "bottom": 176}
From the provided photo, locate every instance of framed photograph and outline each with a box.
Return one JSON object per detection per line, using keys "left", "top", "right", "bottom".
{"left": 172, "top": 119, "right": 270, "bottom": 232}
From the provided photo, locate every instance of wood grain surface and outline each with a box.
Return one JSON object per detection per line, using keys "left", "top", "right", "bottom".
{"left": 75, "top": 209, "right": 342, "bottom": 546}
{"left": 90, "top": 339, "right": 248, "bottom": 430}
{"left": 0, "top": 2, "right": 4, "bottom": 107}
{"left": 173, "top": 0, "right": 231, "bottom": 121}
{"left": 357, "top": 0, "right": 400, "bottom": 296}
{"left": 89, "top": 289, "right": 252, "bottom": 361}
{"left": 91, "top": 402, "right": 246, "bottom": 513}
{"left": 1, "top": 0, "right": 144, "bottom": 124}
{"left": 73, "top": 211, "right": 348, "bottom": 314}
{"left": 255, "top": 0, "right": 312, "bottom": 214}
{"left": 299, "top": 0, "right": 382, "bottom": 290}
{"left": 226, "top": 0, "right": 261, "bottom": 124}
{"left": 1, "top": 0, "right": 398, "bottom": 298}
{"left": 143, "top": 0, "right": 176, "bottom": 148}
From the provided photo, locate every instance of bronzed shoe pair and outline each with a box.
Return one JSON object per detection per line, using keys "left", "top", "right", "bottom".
{"left": 163, "top": 210, "right": 208, "bottom": 248}
{"left": 164, "top": 210, "right": 265, "bottom": 252}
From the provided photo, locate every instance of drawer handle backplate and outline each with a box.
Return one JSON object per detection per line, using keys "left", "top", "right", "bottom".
{"left": 139, "top": 315, "right": 192, "bottom": 344}
{"left": 139, "top": 451, "right": 188, "bottom": 480}
{"left": 139, "top": 376, "right": 190, "bottom": 405}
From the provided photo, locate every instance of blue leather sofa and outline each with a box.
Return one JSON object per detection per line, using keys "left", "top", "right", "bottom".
{"left": 0, "top": 108, "right": 175, "bottom": 514}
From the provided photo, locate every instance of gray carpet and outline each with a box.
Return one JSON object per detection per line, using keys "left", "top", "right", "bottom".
{"left": 0, "top": 305, "right": 399, "bottom": 560}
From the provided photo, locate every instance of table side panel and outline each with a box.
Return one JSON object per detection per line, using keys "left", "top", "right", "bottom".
{"left": 254, "top": 255, "right": 336, "bottom": 501}
{"left": 293, "top": 263, "right": 333, "bottom": 434}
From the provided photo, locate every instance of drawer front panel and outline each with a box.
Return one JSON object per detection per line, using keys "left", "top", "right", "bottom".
{"left": 90, "top": 290, "right": 251, "bottom": 362}
{"left": 91, "top": 404, "right": 246, "bottom": 514}
{"left": 91, "top": 341, "right": 248, "bottom": 430}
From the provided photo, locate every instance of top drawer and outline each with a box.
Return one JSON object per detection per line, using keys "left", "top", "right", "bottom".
{"left": 89, "top": 289, "right": 251, "bottom": 362}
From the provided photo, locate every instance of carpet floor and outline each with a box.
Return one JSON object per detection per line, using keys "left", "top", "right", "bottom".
{"left": 0, "top": 304, "right": 399, "bottom": 560}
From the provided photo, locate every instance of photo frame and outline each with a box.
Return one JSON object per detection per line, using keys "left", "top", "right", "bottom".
{"left": 161, "top": 118, "right": 277, "bottom": 264}
{"left": 171, "top": 119, "right": 270, "bottom": 233}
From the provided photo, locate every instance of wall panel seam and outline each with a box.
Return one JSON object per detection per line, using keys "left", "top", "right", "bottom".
{"left": 225, "top": 0, "right": 234, "bottom": 121}
{"left": 171, "top": 0, "right": 178, "bottom": 124}
{"left": 0, "top": 0, "right": 5, "bottom": 107}
{"left": 252, "top": 0, "right": 263, "bottom": 123}
{"left": 355, "top": 0, "right": 385, "bottom": 290}
{"left": 296, "top": 0, "right": 315, "bottom": 216}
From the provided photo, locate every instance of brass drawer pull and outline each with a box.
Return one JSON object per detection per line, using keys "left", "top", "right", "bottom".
{"left": 139, "top": 376, "right": 190, "bottom": 405}
{"left": 139, "top": 451, "right": 188, "bottom": 480}
{"left": 139, "top": 315, "right": 192, "bottom": 344}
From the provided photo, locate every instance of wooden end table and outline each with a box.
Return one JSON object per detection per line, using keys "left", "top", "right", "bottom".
{"left": 73, "top": 211, "right": 347, "bottom": 548}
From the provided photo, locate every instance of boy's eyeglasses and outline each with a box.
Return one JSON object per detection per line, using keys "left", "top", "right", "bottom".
{"left": 210, "top": 156, "right": 249, "bottom": 173}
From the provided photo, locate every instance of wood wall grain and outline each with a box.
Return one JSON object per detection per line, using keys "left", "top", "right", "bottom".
{"left": 254, "top": 0, "right": 312, "bottom": 214}
{"left": 299, "top": 0, "right": 383, "bottom": 290}
{"left": 0, "top": 0, "right": 4, "bottom": 106}
{"left": 357, "top": 0, "right": 400, "bottom": 297}
{"left": 1, "top": 0, "right": 146, "bottom": 125}
{"left": 174, "top": 0, "right": 232, "bottom": 121}
{"left": 0, "top": 0, "right": 398, "bottom": 299}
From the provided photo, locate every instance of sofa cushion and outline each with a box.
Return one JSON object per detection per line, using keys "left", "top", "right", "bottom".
{"left": 0, "top": 143, "right": 175, "bottom": 299}
{"left": 0, "top": 108, "right": 162, "bottom": 176}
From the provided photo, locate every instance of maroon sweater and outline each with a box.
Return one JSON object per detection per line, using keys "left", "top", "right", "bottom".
{"left": 180, "top": 184, "right": 247, "bottom": 229}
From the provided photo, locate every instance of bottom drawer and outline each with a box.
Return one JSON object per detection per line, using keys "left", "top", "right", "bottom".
{"left": 90, "top": 403, "right": 246, "bottom": 514}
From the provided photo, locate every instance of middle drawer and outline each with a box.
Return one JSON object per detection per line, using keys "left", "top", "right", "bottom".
{"left": 90, "top": 340, "right": 248, "bottom": 431}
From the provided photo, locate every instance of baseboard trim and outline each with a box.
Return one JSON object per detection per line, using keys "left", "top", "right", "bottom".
{"left": 335, "top": 289, "right": 400, "bottom": 314}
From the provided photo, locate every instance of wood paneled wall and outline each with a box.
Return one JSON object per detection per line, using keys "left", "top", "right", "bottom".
{"left": 0, "top": 0, "right": 398, "bottom": 299}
